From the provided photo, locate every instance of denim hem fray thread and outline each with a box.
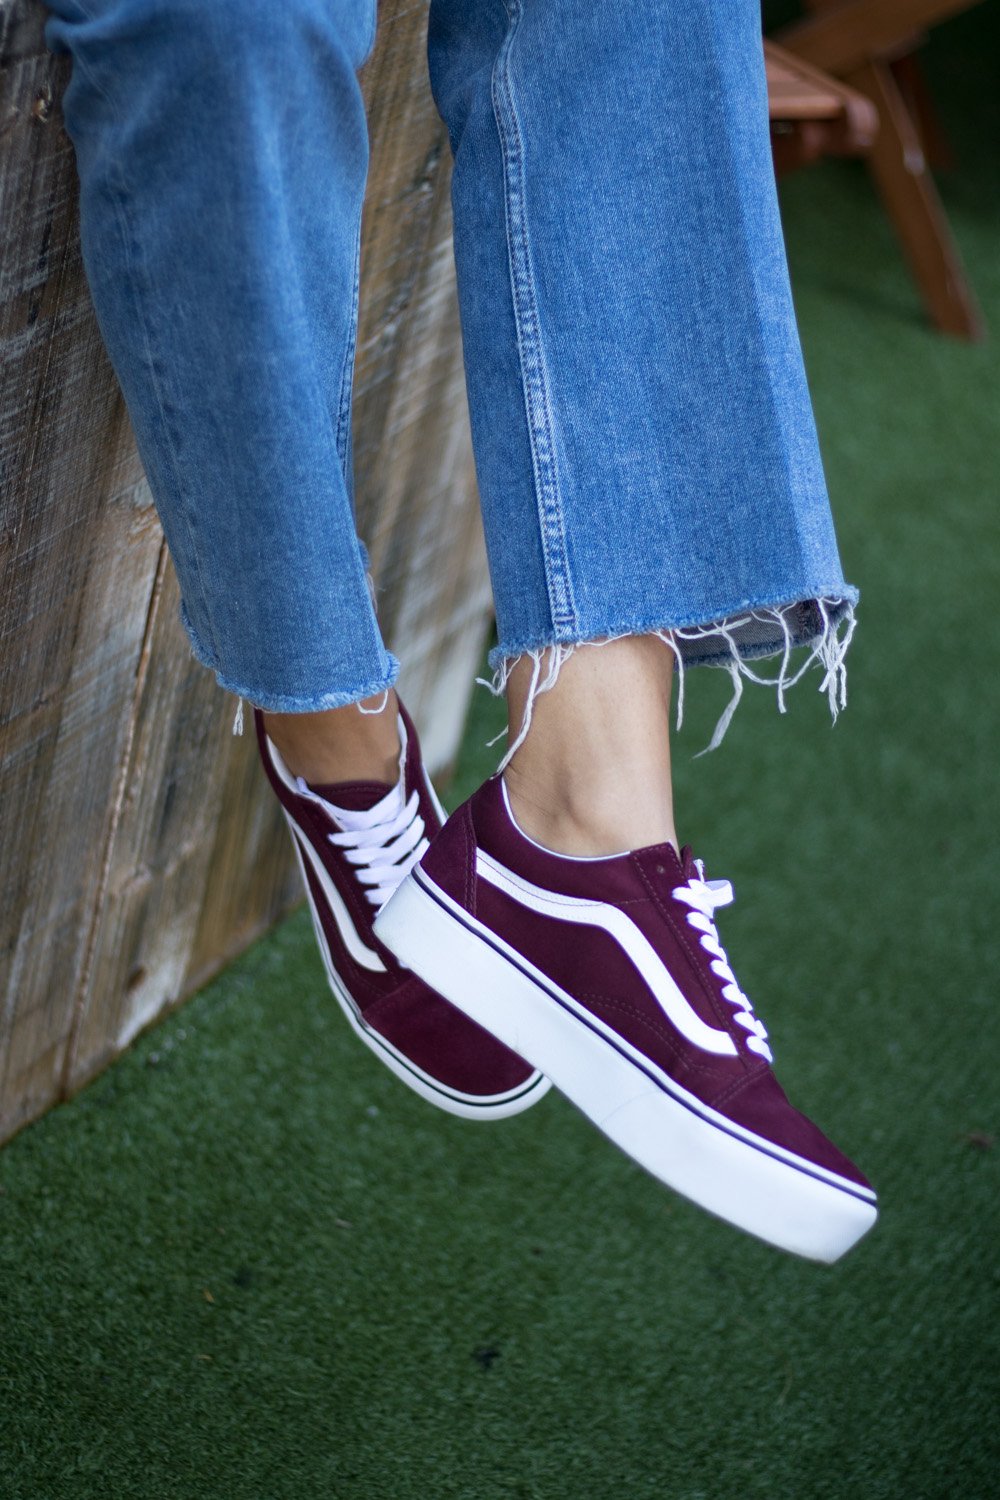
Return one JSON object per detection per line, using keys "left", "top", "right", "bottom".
{"left": 481, "top": 591, "right": 858, "bottom": 770}
{"left": 178, "top": 599, "right": 400, "bottom": 724}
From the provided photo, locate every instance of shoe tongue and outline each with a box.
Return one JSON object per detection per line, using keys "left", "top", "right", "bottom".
{"left": 306, "top": 779, "right": 395, "bottom": 812}
{"left": 678, "top": 844, "right": 700, "bottom": 880}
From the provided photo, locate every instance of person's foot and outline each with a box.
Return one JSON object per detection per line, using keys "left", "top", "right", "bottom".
{"left": 256, "top": 704, "right": 550, "bottom": 1118}
{"left": 374, "top": 773, "right": 877, "bottom": 1259}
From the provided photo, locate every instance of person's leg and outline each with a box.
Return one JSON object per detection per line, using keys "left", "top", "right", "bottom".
{"left": 43, "top": 0, "right": 399, "bottom": 779}
{"left": 375, "top": 0, "right": 876, "bottom": 1257}
{"left": 504, "top": 637, "right": 678, "bottom": 856}
{"left": 263, "top": 695, "right": 402, "bottom": 786}
{"left": 428, "top": 0, "right": 856, "bottom": 847}
{"left": 44, "top": 0, "right": 548, "bottom": 1116}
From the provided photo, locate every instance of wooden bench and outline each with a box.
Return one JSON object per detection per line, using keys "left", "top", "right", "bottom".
{"left": 766, "top": 38, "right": 879, "bottom": 173}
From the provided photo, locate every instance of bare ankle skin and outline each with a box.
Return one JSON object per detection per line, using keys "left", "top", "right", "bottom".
{"left": 262, "top": 688, "right": 401, "bottom": 786}
{"left": 502, "top": 636, "right": 678, "bottom": 858}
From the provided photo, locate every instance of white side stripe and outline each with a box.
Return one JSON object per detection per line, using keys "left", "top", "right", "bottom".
{"left": 477, "top": 851, "right": 737, "bottom": 1057}
{"left": 291, "top": 823, "right": 387, "bottom": 973}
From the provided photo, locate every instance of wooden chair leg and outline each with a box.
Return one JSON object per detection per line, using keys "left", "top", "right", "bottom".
{"left": 851, "top": 58, "right": 985, "bottom": 339}
{"left": 890, "top": 50, "right": 957, "bottom": 171}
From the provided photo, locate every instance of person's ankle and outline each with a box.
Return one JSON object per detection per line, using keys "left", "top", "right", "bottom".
{"left": 499, "top": 636, "right": 679, "bottom": 857}
{"left": 261, "top": 689, "right": 401, "bottom": 786}
{"left": 502, "top": 761, "right": 678, "bottom": 858}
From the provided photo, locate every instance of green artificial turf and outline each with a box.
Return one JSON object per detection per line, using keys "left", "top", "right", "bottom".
{"left": 2, "top": 13, "right": 999, "bottom": 1499}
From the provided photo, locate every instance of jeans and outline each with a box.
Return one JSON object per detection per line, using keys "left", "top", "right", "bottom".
{"left": 43, "top": 0, "right": 858, "bottom": 745}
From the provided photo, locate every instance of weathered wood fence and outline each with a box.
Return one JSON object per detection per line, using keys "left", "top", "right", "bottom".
{"left": 0, "top": 0, "right": 492, "bottom": 1145}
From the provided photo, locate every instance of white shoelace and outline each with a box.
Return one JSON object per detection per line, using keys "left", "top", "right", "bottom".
{"left": 295, "top": 773, "right": 430, "bottom": 911}
{"left": 672, "top": 867, "right": 773, "bottom": 1063}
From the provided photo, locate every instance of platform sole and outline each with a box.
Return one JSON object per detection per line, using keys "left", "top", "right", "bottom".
{"left": 375, "top": 867, "right": 878, "bottom": 1261}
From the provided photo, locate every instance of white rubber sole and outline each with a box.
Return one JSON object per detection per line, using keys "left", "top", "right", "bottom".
{"left": 374, "top": 867, "right": 878, "bottom": 1261}
{"left": 287, "top": 818, "right": 551, "bottom": 1121}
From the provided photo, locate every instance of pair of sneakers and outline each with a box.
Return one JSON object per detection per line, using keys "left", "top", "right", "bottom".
{"left": 256, "top": 701, "right": 877, "bottom": 1263}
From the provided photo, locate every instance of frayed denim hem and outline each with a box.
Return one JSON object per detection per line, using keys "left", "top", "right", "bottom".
{"left": 177, "top": 600, "right": 400, "bottom": 731}
{"left": 481, "top": 590, "right": 859, "bottom": 770}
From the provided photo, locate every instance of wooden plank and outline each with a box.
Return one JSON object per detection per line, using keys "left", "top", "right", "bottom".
{"left": 0, "top": 490, "right": 161, "bottom": 1137}
{"left": 765, "top": 38, "right": 879, "bottom": 173}
{"left": 63, "top": 555, "right": 301, "bottom": 1092}
{"left": 765, "top": 40, "right": 879, "bottom": 141}
{"left": 0, "top": 18, "right": 165, "bottom": 1140}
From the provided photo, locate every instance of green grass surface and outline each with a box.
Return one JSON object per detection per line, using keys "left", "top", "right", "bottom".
{"left": 3, "top": 14, "right": 999, "bottom": 1498}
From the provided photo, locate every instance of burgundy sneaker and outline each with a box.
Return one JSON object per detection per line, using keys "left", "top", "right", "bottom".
{"left": 374, "top": 774, "right": 877, "bottom": 1260}
{"left": 255, "top": 705, "right": 549, "bottom": 1119}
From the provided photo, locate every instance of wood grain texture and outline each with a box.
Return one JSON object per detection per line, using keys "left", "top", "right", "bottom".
{"left": 0, "top": 0, "right": 492, "bottom": 1139}
{"left": 0, "top": 20, "right": 159, "bottom": 1139}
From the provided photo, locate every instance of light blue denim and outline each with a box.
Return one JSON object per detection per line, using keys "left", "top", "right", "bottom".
{"left": 44, "top": 0, "right": 858, "bottom": 731}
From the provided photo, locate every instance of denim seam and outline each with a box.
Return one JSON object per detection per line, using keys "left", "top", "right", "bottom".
{"left": 491, "top": 0, "right": 578, "bottom": 634}
{"left": 68, "top": 38, "right": 221, "bottom": 667}
{"left": 334, "top": 210, "right": 363, "bottom": 481}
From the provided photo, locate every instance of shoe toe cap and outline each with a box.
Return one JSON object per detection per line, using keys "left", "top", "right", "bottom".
{"left": 720, "top": 1071, "right": 874, "bottom": 1194}
{"left": 364, "top": 976, "right": 539, "bottom": 1101}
